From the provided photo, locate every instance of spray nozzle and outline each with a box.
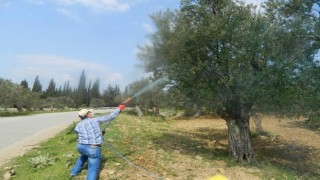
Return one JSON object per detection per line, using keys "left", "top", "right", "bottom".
{"left": 121, "top": 76, "right": 169, "bottom": 105}
{"left": 122, "top": 97, "right": 132, "bottom": 104}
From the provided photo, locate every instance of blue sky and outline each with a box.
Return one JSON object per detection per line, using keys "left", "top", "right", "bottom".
{"left": 0, "top": 0, "right": 264, "bottom": 91}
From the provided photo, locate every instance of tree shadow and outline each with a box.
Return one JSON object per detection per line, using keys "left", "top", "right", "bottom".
{"left": 254, "top": 135, "right": 320, "bottom": 178}
{"left": 285, "top": 119, "right": 320, "bottom": 132}
{"left": 151, "top": 127, "right": 229, "bottom": 159}
{"left": 151, "top": 125, "right": 320, "bottom": 178}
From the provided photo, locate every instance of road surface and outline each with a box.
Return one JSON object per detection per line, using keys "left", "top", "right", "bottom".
{"left": 0, "top": 108, "right": 115, "bottom": 166}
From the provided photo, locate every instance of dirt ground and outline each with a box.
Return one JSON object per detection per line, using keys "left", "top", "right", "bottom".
{"left": 172, "top": 116, "right": 320, "bottom": 179}
{"left": 99, "top": 115, "right": 320, "bottom": 180}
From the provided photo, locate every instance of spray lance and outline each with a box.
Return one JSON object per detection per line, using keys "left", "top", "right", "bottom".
{"left": 120, "top": 76, "right": 169, "bottom": 105}
{"left": 103, "top": 76, "right": 169, "bottom": 180}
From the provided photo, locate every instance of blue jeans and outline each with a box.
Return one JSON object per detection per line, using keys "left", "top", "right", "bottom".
{"left": 70, "top": 144, "right": 102, "bottom": 180}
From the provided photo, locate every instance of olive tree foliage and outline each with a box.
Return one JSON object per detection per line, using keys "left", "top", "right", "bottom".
{"left": 103, "top": 84, "right": 121, "bottom": 107}
{"left": 0, "top": 78, "right": 41, "bottom": 111}
{"left": 42, "top": 97, "right": 76, "bottom": 110}
{"left": 264, "top": 0, "right": 320, "bottom": 128}
{"left": 0, "top": 78, "right": 19, "bottom": 108}
{"left": 261, "top": 0, "right": 320, "bottom": 112}
{"left": 138, "top": 0, "right": 317, "bottom": 162}
{"left": 90, "top": 98, "right": 105, "bottom": 108}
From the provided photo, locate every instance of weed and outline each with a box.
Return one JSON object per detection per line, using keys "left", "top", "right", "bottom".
{"left": 28, "top": 154, "right": 55, "bottom": 169}
{"left": 64, "top": 152, "right": 76, "bottom": 168}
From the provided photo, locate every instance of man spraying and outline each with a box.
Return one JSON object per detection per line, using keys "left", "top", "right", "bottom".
{"left": 70, "top": 104, "right": 126, "bottom": 180}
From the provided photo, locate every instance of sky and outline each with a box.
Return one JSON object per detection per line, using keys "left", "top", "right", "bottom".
{"left": 0, "top": 0, "right": 265, "bottom": 91}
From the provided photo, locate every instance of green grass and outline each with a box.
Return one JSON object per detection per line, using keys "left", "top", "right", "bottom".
{"left": 0, "top": 123, "right": 78, "bottom": 180}
{"left": 0, "top": 111, "right": 32, "bottom": 117}
{"left": 1, "top": 112, "right": 317, "bottom": 179}
{"left": 0, "top": 110, "right": 75, "bottom": 117}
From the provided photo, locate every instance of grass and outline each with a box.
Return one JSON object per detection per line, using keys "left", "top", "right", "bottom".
{"left": 1, "top": 112, "right": 318, "bottom": 179}
{"left": 0, "top": 109, "right": 75, "bottom": 117}
{"left": 0, "top": 111, "right": 32, "bottom": 117}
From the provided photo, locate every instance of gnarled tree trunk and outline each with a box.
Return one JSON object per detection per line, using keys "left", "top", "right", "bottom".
{"left": 225, "top": 116, "right": 255, "bottom": 163}
{"left": 221, "top": 101, "right": 256, "bottom": 163}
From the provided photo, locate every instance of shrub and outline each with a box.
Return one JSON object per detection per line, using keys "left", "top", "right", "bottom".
{"left": 28, "top": 154, "right": 55, "bottom": 169}
{"left": 305, "top": 112, "right": 320, "bottom": 131}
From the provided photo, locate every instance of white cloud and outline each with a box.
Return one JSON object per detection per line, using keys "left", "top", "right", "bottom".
{"left": 55, "top": 0, "right": 130, "bottom": 12}
{"left": 142, "top": 23, "right": 154, "bottom": 33}
{"left": 13, "top": 55, "right": 123, "bottom": 90}
{"left": 0, "top": 0, "right": 11, "bottom": 8}
{"left": 24, "top": 0, "right": 44, "bottom": 5}
{"left": 56, "top": 8, "right": 85, "bottom": 23}
{"left": 105, "top": 72, "right": 123, "bottom": 82}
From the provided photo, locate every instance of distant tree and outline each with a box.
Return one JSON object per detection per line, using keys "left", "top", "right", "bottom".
{"left": 103, "top": 84, "right": 118, "bottom": 106}
{"left": 115, "top": 85, "right": 120, "bottom": 96}
{"left": 123, "top": 86, "right": 129, "bottom": 98}
{"left": 120, "top": 86, "right": 131, "bottom": 105}
{"left": 44, "top": 78, "right": 57, "bottom": 97}
{"left": 62, "top": 80, "right": 73, "bottom": 97}
{"left": 42, "top": 97, "right": 76, "bottom": 110}
{"left": 90, "top": 98, "right": 105, "bottom": 108}
{"left": 76, "top": 70, "right": 88, "bottom": 107}
{"left": 20, "top": 79, "right": 29, "bottom": 89}
{"left": 12, "top": 87, "right": 39, "bottom": 111}
{"left": 87, "top": 80, "right": 92, "bottom": 106}
{"left": 0, "top": 78, "right": 19, "bottom": 108}
{"left": 1, "top": 81, "right": 36, "bottom": 111}
{"left": 0, "top": 78, "right": 42, "bottom": 111}
{"left": 57, "top": 86, "right": 62, "bottom": 96}
{"left": 90, "top": 78, "right": 101, "bottom": 99}
{"left": 32, "top": 75, "right": 42, "bottom": 93}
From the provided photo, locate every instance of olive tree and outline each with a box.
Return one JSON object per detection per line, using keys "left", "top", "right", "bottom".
{"left": 0, "top": 78, "right": 40, "bottom": 111}
{"left": 138, "top": 0, "right": 317, "bottom": 162}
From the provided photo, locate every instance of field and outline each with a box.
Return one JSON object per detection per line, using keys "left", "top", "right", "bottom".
{"left": 1, "top": 111, "right": 320, "bottom": 180}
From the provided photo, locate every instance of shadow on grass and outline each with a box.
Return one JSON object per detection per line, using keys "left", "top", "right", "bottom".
{"left": 151, "top": 127, "right": 229, "bottom": 160}
{"left": 152, "top": 124, "right": 320, "bottom": 179}
{"left": 254, "top": 134, "right": 320, "bottom": 178}
{"left": 287, "top": 119, "right": 320, "bottom": 133}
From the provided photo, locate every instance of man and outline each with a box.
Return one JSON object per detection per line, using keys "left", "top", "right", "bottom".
{"left": 70, "top": 104, "right": 126, "bottom": 180}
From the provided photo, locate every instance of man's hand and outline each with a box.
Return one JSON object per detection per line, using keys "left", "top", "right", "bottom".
{"left": 118, "top": 104, "right": 126, "bottom": 111}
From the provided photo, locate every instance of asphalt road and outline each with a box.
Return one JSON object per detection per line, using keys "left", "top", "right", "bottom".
{"left": 0, "top": 108, "right": 115, "bottom": 166}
